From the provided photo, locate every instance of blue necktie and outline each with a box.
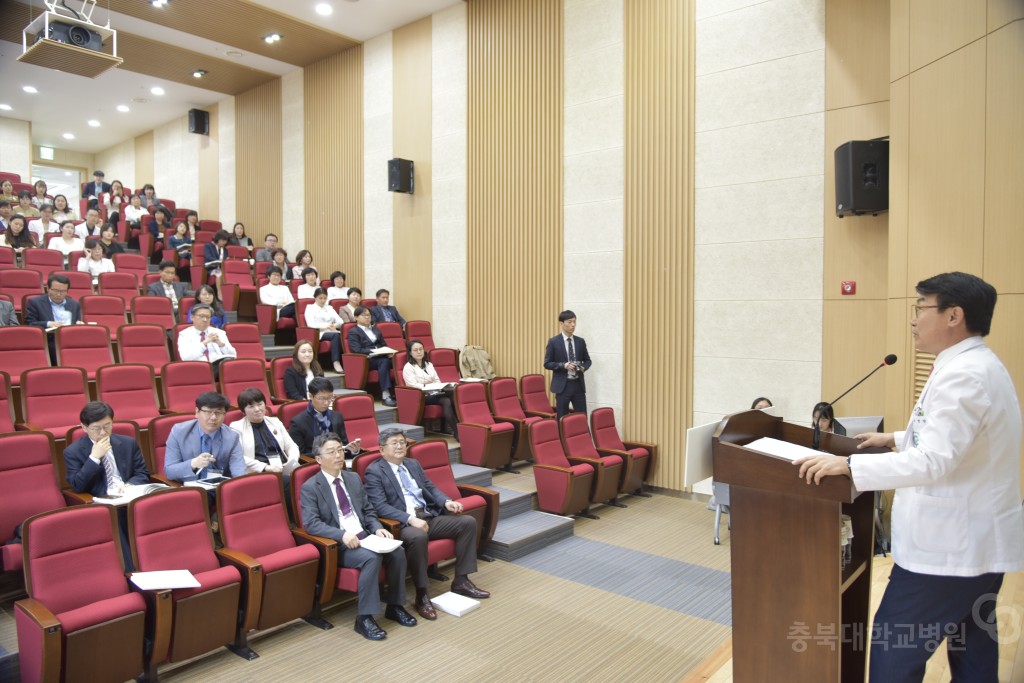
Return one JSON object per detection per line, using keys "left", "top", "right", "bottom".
{"left": 398, "top": 465, "right": 426, "bottom": 509}
{"left": 198, "top": 433, "right": 212, "bottom": 479}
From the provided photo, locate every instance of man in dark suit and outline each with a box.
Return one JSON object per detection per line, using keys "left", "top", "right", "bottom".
{"left": 348, "top": 306, "right": 397, "bottom": 406}
{"left": 64, "top": 401, "right": 150, "bottom": 497}
{"left": 24, "top": 274, "right": 82, "bottom": 364}
{"left": 543, "top": 309, "right": 592, "bottom": 418}
{"left": 300, "top": 432, "right": 415, "bottom": 641}
{"left": 365, "top": 428, "right": 489, "bottom": 621}
{"left": 369, "top": 288, "right": 407, "bottom": 327}
{"left": 82, "top": 170, "right": 111, "bottom": 211}
{"left": 288, "top": 377, "right": 362, "bottom": 455}
{"left": 147, "top": 261, "right": 191, "bottom": 316}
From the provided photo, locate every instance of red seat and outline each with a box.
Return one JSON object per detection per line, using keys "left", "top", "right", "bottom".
{"left": 224, "top": 323, "right": 267, "bottom": 364}
{"left": 560, "top": 413, "right": 626, "bottom": 506}
{"left": 454, "top": 382, "right": 515, "bottom": 470}
{"left": 15, "top": 506, "right": 156, "bottom": 683}
{"left": 519, "top": 373, "right": 556, "bottom": 418}
{"left": 54, "top": 270, "right": 92, "bottom": 299}
{"left": 130, "top": 294, "right": 176, "bottom": 327}
{"left": 269, "top": 357, "right": 297, "bottom": 403}
{"left": 178, "top": 296, "right": 196, "bottom": 324}
{"left": 80, "top": 295, "right": 127, "bottom": 342}
{"left": 0, "top": 371, "right": 15, "bottom": 432}
{"left": 0, "top": 171, "right": 20, "bottom": 184}
{"left": 277, "top": 400, "right": 307, "bottom": 432}
{"left": 198, "top": 219, "right": 221, "bottom": 232}
{"left": 0, "top": 432, "right": 67, "bottom": 574}
{"left": 0, "top": 246, "right": 15, "bottom": 264}
{"left": 488, "top": 376, "right": 543, "bottom": 462}
{"left": 339, "top": 321, "right": 384, "bottom": 393}
{"left": 67, "top": 251, "right": 85, "bottom": 272}
{"left": 217, "top": 474, "right": 325, "bottom": 631}
{"left": 226, "top": 245, "right": 250, "bottom": 259}
{"left": 376, "top": 321, "right": 405, "bottom": 351}
{"left": 54, "top": 324, "right": 113, "bottom": 380}
{"left": 18, "top": 367, "right": 89, "bottom": 439}
{"left": 95, "top": 364, "right": 161, "bottom": 428}
{"left": 295, "top": 298, "right": 332, "bottom": 360}
{"left": 591, "top": 407, "right": 657, "bottom": 496}
{"left": 112, "top": 253, "right": 148, "bottom": 285}
{"left": 393, "top": 351, "right": 445, "bottom": 431}
{"left": 98, "top": 271, "right": 141, "bottom": 302}
{"left": 404, "top": 320, "right": 435, "bottom": 350}
{"left": 22, "top": 249, "right": 64, "bottom": 278}
{"left": 148, "top": 413, "right": 195, "bottom": 485}
{"left": 219, "top": 358, "right": 277, "bottom": 414}
{"left": 528, "top": 419, "right": 597, "bottom": 518}
{"left": 0, "top": 327, "right": 49, "bottom": 387}
{"left": 223, "top": 260, "right": 255, "bottom": 292}
{"left": 160, "top": 361, "right": 215, "bottom": 413}
{"left": 128, "top": 487, "right": 260, "bottom": 663}
{"left": 430, "top": 348, "right": 461, "bottom": 382}
{"left": 335, "top": 395, "right": 382, "bottom": 454}
{"left": 117, "top": 323, "right": 171, "bottom": 372}
{"left": 409, "top": 439, "right": 499, "bottom": 549}
{"left": 66, "top": 421, "right": 140, "bottom": 452}
{"left": 0, "top": 269, "right": 43, "bottom": 313}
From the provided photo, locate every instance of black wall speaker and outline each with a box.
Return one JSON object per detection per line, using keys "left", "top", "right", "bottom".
{"left": 188, "top": 109, "right": 210, "bottom": 136}
{"left": 835, "top": 140, "right": 889, "bottom": 217}
{"left": 388, "top": 158, "right": 414, "bottom": 194}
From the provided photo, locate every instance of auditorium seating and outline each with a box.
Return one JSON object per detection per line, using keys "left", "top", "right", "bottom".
{"left": 376, "top": 321, "right": 405, "bottom": 351}
{"left": 0, "top": 269, "right": 43, "bottom": 314}
{"left": 118, "top": 323, "right": 172, "bottom": 371}
{"left": 148, "top": 413, "right": 194, "bottom": 486}
{"left": 112, "top": 253, "right": 148, "bottom": 285}
{"left": 18, "top": 367, "right": 89, "bottom": 439}
{"left": 404, "top": 320, "right": 435, "bottom": 350}
{"left": 130, "top": 294, "right": 176, "bottom": 328}
{"left": 56, "top": 270, "right": 92, "bottom": 299}
{"left": 0, "top": 371, "right": 14, "bottom": 432}
{"left": 98, "top": 271, "right": 141, "bottom": 301}
{"left": 219, "top": 358, "right": 278, "bottom": 414}
{"left": 22, "top": 249, "right": 63, "bottom": 279}
{"left": 80, "top": 295, "right": 127, "bottom": 342}
{"left": 161, "top": 361, "right": 216, "bottom": 413}
{"left": 519, "top": 374, "right": 556, "bottom": 418}
{"left": 224, "top": 323, "right": 268, "bottom": 365}
{"left": 54, "top": 324, "right": 113, "bottom": 380}
{"left": 269, "top": 357, "right": 297, "bottom": 403}
{"left": 334, "top": 394, "right": 382, "bottom": 454}
{"left": 340, "top": 321, "right": 386, "bottom": 394}
{"left": 0, "top": 327, "right": 49, "bottom": 387}
{"left": 429, "top": 347, "right": 462, "bottom": 382}
{"left": 528, "top": 418, "right": 598, "bottom": 518}
{"left": 276, "top": 400, "right": 306, "bottom": 433}
{"left": 0, "top": 432, "right": 68, "bottom": 574}
{"left": 393, "top": 352, "right": 445, "bottom": 433}
{"left": 559, "top": 413, "right": 626, "bottom": 507}
{"left": 454, "top": 382, "right": 515, "bottom": 470}
{"left": 590, "top": 407, "right": 656, "bottom": 497}
{"left": 488, "top": 376, "right": 542, "bottom": 463}
{"left": 95, "top": 364, "right": 161, "bottom": 429}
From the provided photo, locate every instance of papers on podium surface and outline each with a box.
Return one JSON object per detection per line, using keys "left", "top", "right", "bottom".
{"left": 92, "top": 483, "right": 170, "bottom": 506}
{"left": 368, "top": 346, "right": 398, "bottom": 358}
{"left": 130, "top": 570, "right": 200, "bottom": 591}
{"left": 359, "top": 535, "right": 403, "bottom": 554}
{"left": 431, "top": 591, "right": 480, "bottom": 617}
{"left": 684, "top": 418, "right": 724, "bottom": 488}
{"left": 745, "top": 436, "right": 823, "bottom": 462}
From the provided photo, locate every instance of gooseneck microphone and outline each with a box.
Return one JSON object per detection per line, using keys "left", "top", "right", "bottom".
{"left": 813, "top": 354, "right": 898, "bottom": 450}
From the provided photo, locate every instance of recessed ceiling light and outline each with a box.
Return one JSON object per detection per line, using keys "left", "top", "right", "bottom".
{"left": 117, "top": 104, "right": 130, "bottom": 112}
{"left": 315, "top": 3, "right": 333, "bottom": 16}
{"left": 192, "top": 69, "right": 208, "bottom": 78}
{"left": 88, "top": 120, "right": 100, "bottom": 127}
{"left": 150, "top": 86, "right": 165, "bottom": 96}
{"left": 151, "top": 0, "right": 168, "bottom": 6}
{"left": 264, "top": 33, "right": 281, "bottom": 44}
{"left": 62, "top": 133, "right": 75, "bottom": 140}
{"left": 22, "top": 86, "right": 37, "bottom": 94}
{"left": 0, "top": 104, "right": 11, "bottom": 111}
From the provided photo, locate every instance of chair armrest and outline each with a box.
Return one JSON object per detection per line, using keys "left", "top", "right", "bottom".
{"left": 132, "top": 588, "right": 172, "bottom": 668}
{"left": 533, "top": 463, "right": 576, "bottom": 476}
{"left": 222, "top": 284, "right": 239, "bottom": 311}
{"left": 456, "top": 484, "right": 500, "bottom": 503}
{"left": 255, "top": 304, "right": 277, "bottom": 335}
{"left": 524, "top": 410, "right": 556, "bottom": 419}
{"left": 292, "top": 529, "right": 339, "bottom": 605}
{"left": 567, "top": 456, "right": 604, "bottom": 469}
{"left": 15, "top": 421, "right": 45, "bottom": 431}
{"left": 148, "top": 474, "right": 180, "bottom": 487}
{"left": 457, "top": 421, "right": 492, "bottom": 430}
{"left": 14, "top": 597, "right": 61, "bottom": 631}
{"left": 62, "top": 490, "right": 93, "bottom": 505}
{"left": 493, "top": 416, "right": 524, "bottom": 427}
{"left": 215, "top": 548, "right": 264, "bottom": 634}
{"left": 623, "top": 440, "right": 657, "bottom": 452}
{"left": 596, "top": 447, "right": 631, "bottom": 459}
{"left": 394, "top": 386, "right": 425, "bottom": 425}
{"left": 299, "top": 455, "right": 316, "bottom": 465}
{"left": 379, "top": 518, "right": 401, "bottom": 535}
{"left": 14, "top": 598, "right": 63, "bottom": 683}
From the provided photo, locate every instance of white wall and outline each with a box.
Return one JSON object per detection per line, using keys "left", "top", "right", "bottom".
{"left": 692, "top": 0, "right": 826, "bottom": 426}
{"left": 218, "top": 96, "right": 236, "bottom": 227}
{"left": 0, "top": 118, "right": 32, "bottom": 180}
{"left": 280, "top": 69, "right": 305, "bottom": 256}
{"left": 94, "top": 139, "right": 135, "bottom": 190}
{"left": 363, "top": 33, "right": 394, "bottom": 296}
{"left": 153, "top": 116, "right": 200, "bottom": 211}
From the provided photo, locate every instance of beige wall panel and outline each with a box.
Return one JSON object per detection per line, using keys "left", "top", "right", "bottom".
{"left": 985, "top": 293, "right": 1024, "bottom": 494}
{"left": 467, "top": 0, "right": 563, "bottom": 379}
{"left": 888, "top": 77, "right": 909, "bottom": 298}
{"left": 36, "top": 147, "right": 95, "bottom": 175}
{"left": 303, "top": 48, "right": 364, "bottom": 285}
{"left": 134, "top": 132, "right": 154, "bottom": 186}
{"left": 393, "top": 18, "right": 433, "bottom": 324}
{"left": 884, "top": 297, "right": 913, "bottom": 435}
{"left": 890, "top": 0, "right": 910, "bottom": 81}
{"left": 908, "top": 0, "right": 986, "bottom": 71}
{"left": 825, "top": 0, "right": 890, "bottom": 110}
{"left": 624, "top": 0, "right": 694, "bottom": 490}
{"left": 198, "top": 105, "right": 219, "bottom": 221}
{"left": 823, "top": 102, "right": 889, "bottom": 301}
{"left": 907, "top": 41, "right": 986, "bottom": 291}
{"left": 984, "top": 21, "right": 1024, "bottom": 295}
{"left": 235, "top": 80, "right": 282, "bottom": 249}
{"left": 822, "top": 300, "right": 888, "bottom": 418}
{"left": 988, "top": 0, "right": 1024, "bottom": 31}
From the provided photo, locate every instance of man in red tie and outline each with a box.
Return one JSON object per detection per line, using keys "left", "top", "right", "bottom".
{"left": 176, "top": 304, "right": 236, "bottom": 379}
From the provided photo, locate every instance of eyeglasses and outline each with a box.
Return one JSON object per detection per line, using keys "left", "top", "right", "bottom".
{"left": 86, "top": 422, "right": 113, "bottom": 434}
{"left": 385, "top": 440, "right": 407, "bottom": 449}
{"left": 318, "top": 447, "right": 344, "bottom": 456}
{"left": 199, "top": 408, "right": 226, "bottom": 418}
{"left": 48, "top": 287, "right": 68, "bottom": 295}
{"left": 312, "top": 394, "right": 335, "bottom": 404}
{"left": 912, "top": 304, "right": 942, "bottom": 318}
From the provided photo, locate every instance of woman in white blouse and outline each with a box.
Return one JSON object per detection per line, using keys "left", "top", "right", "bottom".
{"left": 229, "top": 387, "right": 300, "bottom": 477}
{"left": 303, "top": 288, "right": 345, "bottom": 374}
{"left": 49, "top": 221, "right": 85, "bottom": 266}
{"left": 296, "top": 267, "right": 321, "bottom": 300}
{"left": 326, "top": 271, "right": 348, "bottom": 302}
{"left": 403, "top": 339, "right": 459, "bottom": 440}
{"left": 77, "top": 237, "right": 115, "bottom": 286}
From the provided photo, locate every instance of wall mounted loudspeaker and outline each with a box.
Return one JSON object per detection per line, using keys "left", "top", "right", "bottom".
{"left": 835, "top": 140, "right": 888, "bottom": 217}
{"left": 188, "top": 109, "right": 210, "bottom": 136}
{"left": 388, "top": 158, "right": 414, "bottom": 194}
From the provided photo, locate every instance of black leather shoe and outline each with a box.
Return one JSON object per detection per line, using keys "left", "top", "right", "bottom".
{"left": 451, "top": 579, "right": 490, "bottom": 599}
{"left": 354, "top": 615, "right": 387, "bottom": 640}
{"left": 415, "top": 593, "right": 437, "bottom": 620}
{"left": 384, "top": 604, "right": 417, "bottom": 627}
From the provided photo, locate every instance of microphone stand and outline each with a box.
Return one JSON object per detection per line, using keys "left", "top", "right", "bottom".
{"left": 813, "top": 357, "right": 894, "bottom": 451}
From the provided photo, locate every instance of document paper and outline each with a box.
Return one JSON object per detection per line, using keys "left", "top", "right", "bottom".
{"left": 745, "top": 437, "right": 823, "bottom": 462}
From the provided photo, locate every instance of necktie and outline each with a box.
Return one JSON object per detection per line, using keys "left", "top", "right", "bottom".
{"left": 200, "top": 330, "right": 210, "bottom": 359}
{"left": 567, "top": 337, "right": 576, "bottom": 362}
{"left": 383, "top": 307, "right": 394, "bottom": 322}
{"left": 101, "top": 450, "right": 123, "bottom": 493}
{"left": 398, "top": 465, "right": 426, "bottom": 509}
{"left": 333, "top": 476, "right": 353, "bottom": 516}
{"left": 198, "top": 433, "right": 212, "bottom": 478}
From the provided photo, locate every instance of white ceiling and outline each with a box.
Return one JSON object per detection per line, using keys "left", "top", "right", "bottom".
{"left": 0, "top": 0, "right": 461, "bottom": 155}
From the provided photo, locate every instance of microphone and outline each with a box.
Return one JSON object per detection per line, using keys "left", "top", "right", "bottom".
{"left": 813, "top": 354, "right": 898, "bottom": 450}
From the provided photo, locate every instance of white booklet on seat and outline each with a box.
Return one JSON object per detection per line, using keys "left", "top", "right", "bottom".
{"left": 369, "top": 346, "right": 399, "bottom": 357}
{"left": 92, "top": 483, "right": 170, "bottom": 506}
{"left": 431, "top": 591, "right": 480, "bottom": 617}
{"left": 130, "top": 570, "right": 200, "bottom": 590}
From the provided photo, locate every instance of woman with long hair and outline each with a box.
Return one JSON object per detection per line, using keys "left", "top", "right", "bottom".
{"left": 187, "top": 285, "right": 226, "bottom": 328}
{"left": 403, "top": 339, "right": 459, "bottom": 439}
{"left": 52, "top": 194, "right": 78, "bottom": 222}
{"left": 283, "top": 339, "right": 325, "bottom": 401}
{"left": 4, "top": 215, "right": 36, "bottom": 258}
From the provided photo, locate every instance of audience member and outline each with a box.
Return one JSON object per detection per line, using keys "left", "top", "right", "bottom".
{"left": 187, "top": 285, "right": 226, "bottom": 328}
{"left": 168, "top": 222, "right": 193, "bottom": 265}
{"left": 0, "top": 297, "right": 18, "bottom": 327}
{"left": 348, "top": 306, "right": 397, "bottom": 406}
{"left": 99, "top": 224, "right": 125, "bottom": 258}
{"left": 204, "top": 230, "right": 230, "bottom": 296}
{"left": 403, "top": 340, "right": 459, "bottom": 439}
{"left": 288, "top": 377, "right": 361, "bottom": 455}
{"left": 25, "top": 274, "right": 81, "bottom": 363}
{"left": 177, "top": 304, "right": 236, "bottom": 378}
{"left": 254, "top": 233, "right": 278, "bottom": 262}
{"left": 146, "top": 205, "right": 172, "bottom": 246}
{"left": 751, "top": 397, "right": 773, "bottom": 410}
{"left": 164, "top": 392, "right": 245, "bottom": 483}
{"left": 338, "top": 287, "right": 362, "bottom": 323}
{"left": 77, "top": 237, "right": 116, "bottom": 286}
{"left": 64, "top": 401, "right": 149, "bottom": 497}
{"left": 304, "top": 288, "right": 345, "bottom": 374}
{"left": 51, "top": 194, "right": 77, "bottom": 222}
{"left": 123, "top": 193, "right": 146, "bottom": 228}
{"left": 102, "top": 180, "right": 128, "bottom": 225}
{"left": 292, "top": 250, "right": 315, "bottom": 281}
{"left": 259, "top": 266, "right": 295, "bottom": 320}
{"left": 544, "top": 310, "right": 592, "bottom": 418}
{"left": 300, "top": 432, "right": 415, "bottom": 640}
{"left": 138, "top": 183, "right": 160, "bottom": 208}
{"left": 229, "top": 222, "right": 252, "bottom": 251}
{"left": 16, "top": 191, "right": 39, "bottom": 219}
{"left": 184, "top": 211, "right": 200, "bottom": 239}
{"left": 147, "top": 261, "right": 190, "bottom": 315}
{"left": 27, "top": 204, "right": 59, "bottom": 243}
{"left": 326, "top": 271, "right": 348, "bottom": 301}
{"left": 30, "top": 180, "right": 49, "bottom": 207}
{"left": 77, "top": 207, "right": 103, "bottom": 240}
{"left": 370, "top": 288, "right": 406, "bottom": 327}
{"left": 83, "top": 170, "right": 111, "bottom": 210}
{"left": 296, "top": 268, "right": 321, "bottom": 300}
{"left": 229, "top": 388, "right": 300, "bottom": 477}
{"left": 811, "top": 402, "right": 846, "bottom": 436}
{"left": 0, "top": 179, "right": 15, "bottom": 202}
{"left": 284, "top": 340, "right": 324, "bottom": 401}
{"left": 269, "top": 248, "right": 292, "bottom": 281}
{"left": 48, "top": 221, "right": 84, "bottom": 265}
{"left": 365, "top": 428, "right": 489, "bottom": 622}
{"left": 4, "top": 216, "right": 36, "bottom": 256}
{"left": 0, "top": 200, "right": 11, "bottom": 231}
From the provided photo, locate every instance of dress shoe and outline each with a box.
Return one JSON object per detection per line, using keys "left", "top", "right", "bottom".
{"left": 383, "top": 396, "right": 397, "bottom": 407}
{"left": 451, "top": 579, "right": 490, "bottom": 599}
{"left": 384, "top": 604, "right": 417, "bottom": 627}
{"left": 354, "top": 615, "right": 387, "bottom": 640}
{"left": 415, "top": 593, "right": 437, "bottom": 620}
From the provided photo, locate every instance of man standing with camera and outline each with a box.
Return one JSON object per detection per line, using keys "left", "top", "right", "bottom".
{"left": 544, "top": 310, "right": 592, "bottom": 418}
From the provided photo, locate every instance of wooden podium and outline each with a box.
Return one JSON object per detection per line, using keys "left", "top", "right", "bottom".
{"left": 713, "top": 409, "right": 887, "bottom": 683}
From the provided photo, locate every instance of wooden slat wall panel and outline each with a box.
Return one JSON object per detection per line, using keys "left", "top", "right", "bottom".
{"left": 623, "top": 0, "right": 694, "bottom": 490}
{"left": 467, "top": 0, "right": 563, "bottom": 379}
{"left": 303, "top": 47, "right": 364, "bottom": 286}
{"left": 235, "top": 80, "right": 282, "bottom": 246}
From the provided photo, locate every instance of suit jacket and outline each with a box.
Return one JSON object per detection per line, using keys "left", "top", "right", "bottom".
{"left": 24, "top": 294, "right": 82, "bottom": 328}
{"left": 203, "top": 242, "right": 226, "bottom": 267}
{"left": 83, "top": 181, "right": 111, "bottom": 200}
{"left": 228, "top": 415, "right": 301, "bottom": 474}
{"left": 146, "top": 281, "right": 189, "bottom": 302}
{"left": 338, "top": 304, "right": 358, "bottom": 324}
{"left": 544, "top": 334, "right": 592, "bottom": 395}
{"left": 64, "top": 434, "right": 150, "bottom": 497}
{"left": 288, "top": 407, "right": 350, "bottom": 454}
{"left": 364, "top": 457, "right": 449, "bottom": 526}
{"left": 347, "top": 325, "right": 387, "bottom": 355}
{"left": 0, "top": 300, "right": 18, "bottom": 327}
{"left": 370, "top": 305, "right": 406, "bottom": 327}
{"left": 300, "top": 469, "right": 383, "bottom": 543}
{"left": 164, "top": 420, "right": 245, "bottom": 482}
{"left": 283, "top": 366, "right": 319, "bottom": 401}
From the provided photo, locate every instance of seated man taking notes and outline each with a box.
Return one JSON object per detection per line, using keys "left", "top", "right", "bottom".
{"left": 164, "top": 392, "right": 246, "bottom": 483}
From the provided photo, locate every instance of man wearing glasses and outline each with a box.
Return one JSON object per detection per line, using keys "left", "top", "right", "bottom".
{"left": 164, "top": 392, "right": 245, "bottom": 483}
{"left": 796, "top": 272, "right": 1023, "bottom": 681}
{"left": 288, "top": 377, "right": 361, "bottom": 456}
{"left": 177, "top": 304, "right": 237, "bottom": 380}
{"left": 25, "top": 273, "right": 82, "bottom": 363}
{"left": 64, "top": 401, "right": 150, "bottom": 497}
{"left": 365, "top": 428, "right": 489, "bottom": 621}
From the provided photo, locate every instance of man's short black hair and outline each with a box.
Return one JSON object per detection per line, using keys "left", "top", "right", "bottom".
{"left": 0, "top": 201, "right": 9, "bottom": 209}
{"left": 265, "top": 233, "right": 278, "bottom": 241}
{"left": 558, "top": 310, "right": 576, "bottom": 323}
{"left": 308, "top": 377, "right": 334, "bottom": 397}
{"left": 195, "top": 392, "right": 230, "bottom": 411}
{"left": 93, "top": 170, "right": 105, "bottom": 177}
{"left": 348, "top": 286, "right": 362, "bottom": 297}
{"left": 353, "top": 305, "right": 368, "bottom": 318}
{"left": 85, "top": 237, "right": 101, "bottom": 250}
{"left": 916, "top": 271, "right": 997, "bottom": 337}
{"left": 376, "top": 288, "right": 389, "bottom": 298}
{"left": 159, "top": 260, "right": 177, "bottom": 271}
{"left": 47, "top": 273, "right": 71, "bottom": 289}
{"left": 17, "top": 190, "right": 31, "bottom": 199}
{"left": 237, "top": 387, "right": 267, "bottom": 410}
{"left": 266, "top": 266, "right": 283, "bottom": 277}
{"left": 377, "top": 427, "right": 406, "bottom": 448}
{"left": 39, "top": 203, "right": 53, "bottom": 213}
{"left": 80, "top": 401, "right": 114, "bottom": 425}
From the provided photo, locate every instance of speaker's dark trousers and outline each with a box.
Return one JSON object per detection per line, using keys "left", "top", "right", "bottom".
{"left": 555, "top": 377, "right": 587, "bottom": 418}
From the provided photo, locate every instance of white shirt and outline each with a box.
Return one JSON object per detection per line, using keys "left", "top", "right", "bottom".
{"left": 327, "top": 286, "right": 349, "bottom": 302}
{"left": 322, "top": 471, "right": 365, "bottom": 536}
{"left": 27, "top": 219, "right": 58, "bottom": 243}
{"left": 563, "top": 333, "right": 578, "bottom": 378}
{"left": 49, "top": 237, "right": 84, "bottom": 258}
{"left": 228, "top": 415, "right": 300, "bottom": 475}
{"left": 161, "top": 282, "right": 180, "bottom": 311}
{"left": 75, "top": 222, "right": 102, "bottom": 240}
{"left": 296, "top": 283, "right": 319, "bottom": 300}
{"left": 77, "top": 256, "right": 115, "bottom": 284}
{"left": 124, "top": 205, "right": 147, "bottom": 224}
{"left": 259, "top": 283, "right": 295, "bottom": 319}
{"left": 851, "top": 336, "right": 1024, "bottom": 576}
{"left": 403, "top": 361, "right": 441, "bottom": 388}
{"left": 304, "top": 302, "right": 343, "bottom": 339}
{"left": 177, "top": 325, "right": 237, "bottom": 363}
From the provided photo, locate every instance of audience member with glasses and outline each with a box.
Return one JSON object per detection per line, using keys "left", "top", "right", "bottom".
{"left": 24, "top": 273, "right": 83, "bottom": 363}
{"left": 288, "top": 377, "right": 363, "bottom": 456}
{"left": 177, "top": 304, "right": 237, "bottom": 380}
{"left": 164, "top": 392, "right": 245, "bottom": 484}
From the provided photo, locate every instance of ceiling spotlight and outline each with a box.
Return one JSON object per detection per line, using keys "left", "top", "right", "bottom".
{"left": 264, "top": 33, "right": 281, "bottom": 44}
{"left": 117, "top": 104, "right": 130, "bottom": 112}
{"left": 150, "top": 86, "right": 165, "bottom": 96}
{"left": 151, "top": 0, "right": 169, "bottom": 6}
{"left": 315, "top": 3, "right": 333, "bottom": 15}
{"left": 192, "top": 69, "right": 208, "bottom": 79}
{"left": 0, "top": 104, "right": 11, "bottom": 111}
{"left": 88, "top": 120, "right": 101, "bottom": 127}
{"left": 63, "top": 133, "right": 75, "bottom": 140}
{"left": 22, "top": 86, "right": 38, "bottom": 94}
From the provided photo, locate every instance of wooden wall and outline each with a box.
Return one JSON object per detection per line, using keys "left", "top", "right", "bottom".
{"left": 235, "top": 80, "right": 282, "bottom": 246}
